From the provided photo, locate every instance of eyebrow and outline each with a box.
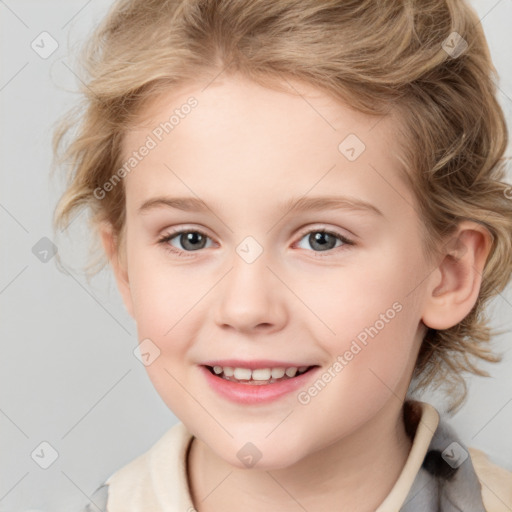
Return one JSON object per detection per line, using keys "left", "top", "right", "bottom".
{"left": 138, "top": 195, "right": 384, "bottom": 217}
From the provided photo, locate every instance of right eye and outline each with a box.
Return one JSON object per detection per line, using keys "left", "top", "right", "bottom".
{"left": 157, "top": 229, "right": 214, "bottom": 257}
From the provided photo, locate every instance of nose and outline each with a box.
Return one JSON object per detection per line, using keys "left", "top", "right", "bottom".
{"left": 213, "top": 251, "right": 288, "bottom": 334}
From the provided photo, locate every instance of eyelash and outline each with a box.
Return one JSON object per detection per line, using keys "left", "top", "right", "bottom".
{"left": 157, "top": 226, "right": 355, "bottom": 259}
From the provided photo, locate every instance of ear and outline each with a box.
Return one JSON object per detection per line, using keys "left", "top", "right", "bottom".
{"left": 99, "top": 222, "right": 135, "bottom": 318}
{"left": 421, "top": 221, "right": 493, "bottom": 330}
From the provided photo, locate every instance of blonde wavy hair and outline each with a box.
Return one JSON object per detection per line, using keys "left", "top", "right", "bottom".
{"left": 52, "top": 0, "right": 512, "bottom": 412}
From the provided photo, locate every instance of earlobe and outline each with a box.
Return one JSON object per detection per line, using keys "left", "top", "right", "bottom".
{"left": 99, "top": 223, "right": 135, "bottom": 318}
{"left": 421, "top": 221, "right": 492, "bottom": 330}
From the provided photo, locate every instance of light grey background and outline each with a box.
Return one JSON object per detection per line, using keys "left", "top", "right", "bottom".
{"left": 1, "top": 1, "right": 511, "bottom": 511}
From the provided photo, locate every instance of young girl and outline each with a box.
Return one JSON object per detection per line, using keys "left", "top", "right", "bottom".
{"left": 53, "top": 0, "right": 512, "bottom": 510}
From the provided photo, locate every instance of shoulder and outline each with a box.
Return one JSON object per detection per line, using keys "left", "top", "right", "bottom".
{"left": 76, "top": 424, "right": 190, "bottom": 511}
{"left": 468, "top": 447, "right": 512, "bottom": 512}
{"left": 99, "top": 422, "right": 194, "bottom": 510}
{"left": 406, "top": 401, "right": 511, "bottom": 512}
{"left": 105, "top": 422, "right": 190, "bottom": 487}
{"left": 79, "top": 483, "right": 109, "bottom": 512}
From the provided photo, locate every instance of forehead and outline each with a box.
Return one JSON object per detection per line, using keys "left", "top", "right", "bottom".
{"left": 121, "top": 75, "right": 414, "bottom": 222}
{"left": 127, "top": 75, "right": 400, "bottom": 153}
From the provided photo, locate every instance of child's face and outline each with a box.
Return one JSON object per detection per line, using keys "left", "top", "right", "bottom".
{"left": 115, "top": 75, "right": 433, "bottom": 468}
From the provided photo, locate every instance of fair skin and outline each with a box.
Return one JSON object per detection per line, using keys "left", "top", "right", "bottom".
{"left": 100, "top": 74, "right": 491, "bottom": 511}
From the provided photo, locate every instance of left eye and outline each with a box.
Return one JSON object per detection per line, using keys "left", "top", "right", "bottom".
{"left": 158, "top": 228, "right": 353, "bottom": 256}
{"left": 296, "top": 230, "right": 351, "bottom": 252}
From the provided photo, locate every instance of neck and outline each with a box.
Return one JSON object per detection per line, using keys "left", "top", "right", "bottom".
{"left": 187, "top": 399, "right": 415, "bottom": 512}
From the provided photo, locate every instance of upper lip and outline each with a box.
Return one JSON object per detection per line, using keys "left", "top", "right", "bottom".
{"left": 201, "top": 359, "right": 317, "bottom": 370}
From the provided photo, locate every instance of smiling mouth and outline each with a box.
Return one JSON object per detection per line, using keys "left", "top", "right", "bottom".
{"left": 204, "top": 365, "right": 317, "bottom": 385}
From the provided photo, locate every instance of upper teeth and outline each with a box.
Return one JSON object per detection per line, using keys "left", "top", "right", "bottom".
{"left": 212, "top": 366, "right": 309, "bottom": 380}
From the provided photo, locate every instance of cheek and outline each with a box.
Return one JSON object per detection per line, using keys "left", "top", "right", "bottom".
{"left": 327, "top": 299, "right": 417, "bottom": 391}
{"left": 127, "top": 256, "right": 201, "bottom": 413}
{"left": 304, "top": 249, "right": 421, "bottom": 342}
{"left": 301, "top": 298, "right": 420, "bottom": 444}
{"left": 127, "top": 244, "right": 202, "bottom": 334}
{"left": 307, "top": 246, "right": 425, "bottom": 386}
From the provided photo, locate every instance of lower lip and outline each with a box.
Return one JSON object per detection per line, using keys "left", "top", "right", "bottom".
{"left": 199, "top": 365, "right": 320, "bottom": 405}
